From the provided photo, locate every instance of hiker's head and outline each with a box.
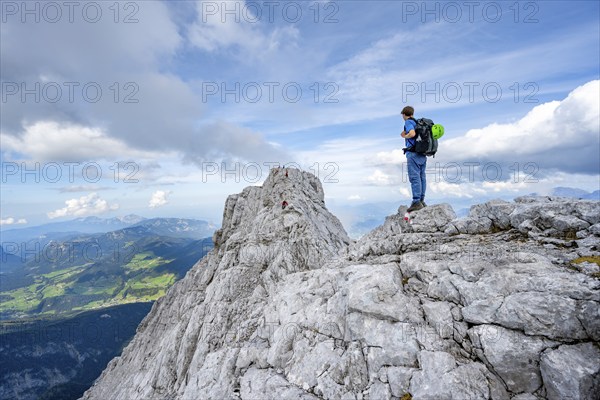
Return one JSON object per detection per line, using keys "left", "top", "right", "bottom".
{"left": 401, "top": 106, "right": 414, "bottom": 120}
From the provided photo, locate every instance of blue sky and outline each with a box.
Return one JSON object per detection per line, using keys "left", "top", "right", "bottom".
{"left": 1, "top": 0, "right": 599, "bottom": 229}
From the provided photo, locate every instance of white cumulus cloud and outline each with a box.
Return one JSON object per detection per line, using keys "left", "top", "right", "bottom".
{"left": 366, "top": 169, "right": 395, "bottom": 186}
{"left": 47, "top": 193, "right": 119, "bottom": 219}
{"left": 0, "top": 217, "right": 28, "bottom": 226}
{"left": 1, "top": 121, "right": 162, "bottom": 163}
{"left": 443, "top": 80, "right": 600, "bottom": 172}
{"left": 149, "top": 190, "right": 171, "bottom": 209}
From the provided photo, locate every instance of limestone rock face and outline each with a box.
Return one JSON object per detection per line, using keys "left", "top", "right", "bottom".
{"left": 82, "top": 170, "right": 600, "bottom": 400}
{"left": 540, "top": 343, "right": 600, "bottom": 400}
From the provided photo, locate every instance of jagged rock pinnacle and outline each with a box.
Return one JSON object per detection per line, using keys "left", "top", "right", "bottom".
{"left": 82, "top": 170, "right": 600, "bottom": 400}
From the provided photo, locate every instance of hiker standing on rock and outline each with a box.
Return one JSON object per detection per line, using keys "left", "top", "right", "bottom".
{"left": 401, "top": 106, "right": 427, "bottom": 212}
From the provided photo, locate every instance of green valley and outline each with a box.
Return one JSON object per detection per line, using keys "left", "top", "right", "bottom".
{"left": 0, "top": 217, "right": 215, "bottom": 400}
{"left": 0, "top": 219, "right": 214, "bottom": 321}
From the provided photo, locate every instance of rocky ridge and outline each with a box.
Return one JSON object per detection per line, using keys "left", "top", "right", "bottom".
{"left": 82, "top": 168, "right": 600, "bottom": 400}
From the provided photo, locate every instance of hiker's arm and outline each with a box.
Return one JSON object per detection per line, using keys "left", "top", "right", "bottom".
{"left": 401, "top": 129, "right": 416, "bottom": 138}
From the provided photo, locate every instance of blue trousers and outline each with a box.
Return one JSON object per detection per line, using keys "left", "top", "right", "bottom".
{"left": 406, "top": 151, "right": 427, "bottom": 204}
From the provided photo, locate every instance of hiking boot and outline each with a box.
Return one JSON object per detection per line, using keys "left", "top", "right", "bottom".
{"left": 407, "top": 201, "right": 424, "bottom": 212}
{"left": 421, "top": 201, "right": 427, "bottom": 207}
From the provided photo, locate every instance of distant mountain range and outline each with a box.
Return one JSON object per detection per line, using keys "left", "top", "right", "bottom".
{"left": 0, "top": 216, "right": 217, "bottom": 271}
{"left": 126, "top": 217, "right": 218, "bottom": 239}
{"left": 0, "top": 218, "right": 216, "bottom": 320}
{"left": 0, "top": 214, "right": 218, "bottom": 245}
{"left": 0, "top": 215, "right": 145, "bottom": 244}
{"left": 0, "top": 245, "right": 21, "bottom": 273}
{"left": 548, "top": 187, "right": 600, "bottom": 200}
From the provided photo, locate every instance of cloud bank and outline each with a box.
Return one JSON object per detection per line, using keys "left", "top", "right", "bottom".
{"left": 47, "top": 193, "right": 119, "bottom": 219}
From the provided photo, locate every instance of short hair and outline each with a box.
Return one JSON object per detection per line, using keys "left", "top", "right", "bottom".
{"left": 401, "top": 106, "right": 414, "bottom": 116}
